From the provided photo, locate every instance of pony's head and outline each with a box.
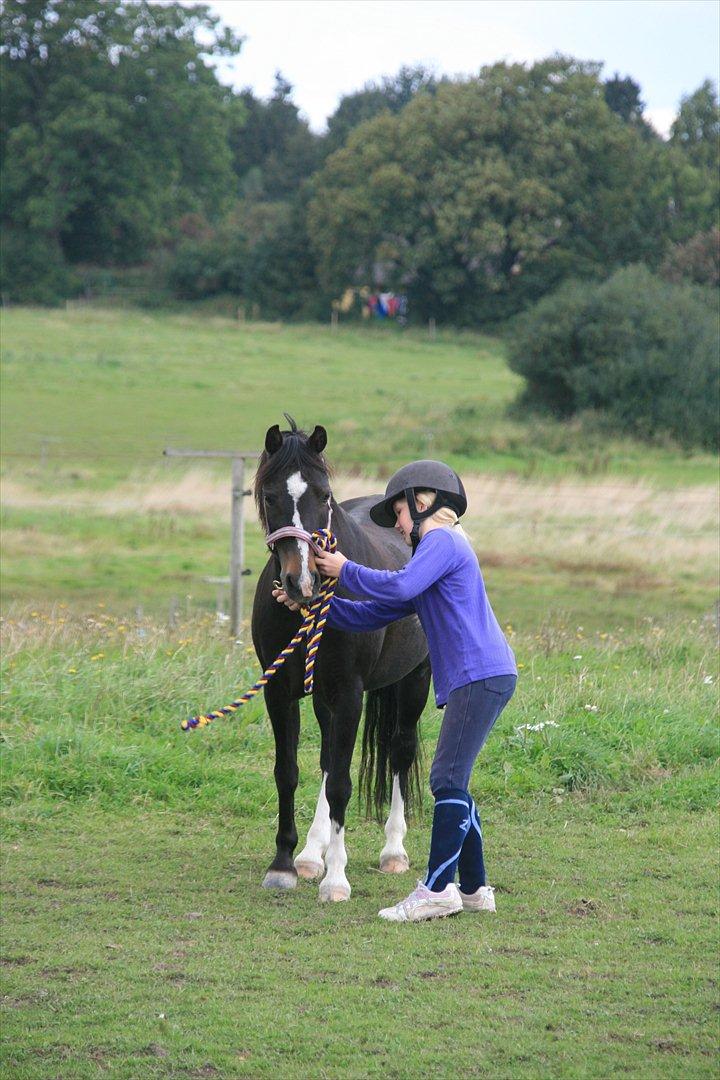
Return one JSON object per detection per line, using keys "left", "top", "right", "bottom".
{"left": 255, "top": 415, "right": 333, "bottom": 605}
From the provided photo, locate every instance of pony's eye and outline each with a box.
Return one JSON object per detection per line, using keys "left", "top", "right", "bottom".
{"left": 264, "top": 493, "right": 276, "bottom": 505}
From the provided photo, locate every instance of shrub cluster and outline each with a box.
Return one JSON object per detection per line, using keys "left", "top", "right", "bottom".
{"left": 508, "top": 266, "right": 719, "bottom": 450}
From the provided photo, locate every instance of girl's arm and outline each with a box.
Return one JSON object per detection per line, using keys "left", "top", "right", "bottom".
{"left": 339, "top": 529, "right": 455, "bottom": 603}
{"left": 327, "top": 596, "right": 415, "bottom": 633}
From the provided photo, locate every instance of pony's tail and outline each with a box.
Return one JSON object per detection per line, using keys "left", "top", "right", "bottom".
{"left": 359, "top": 684, "right": 423, "bottom": 821}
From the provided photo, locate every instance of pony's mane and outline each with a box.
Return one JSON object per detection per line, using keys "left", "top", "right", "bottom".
{"left": 254, "top": 417, "right": 333, "bottom": 530}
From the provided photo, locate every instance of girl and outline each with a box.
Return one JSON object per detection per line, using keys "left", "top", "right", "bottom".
{"left": 274, "top": 460, "right": 516, "bottom": 923}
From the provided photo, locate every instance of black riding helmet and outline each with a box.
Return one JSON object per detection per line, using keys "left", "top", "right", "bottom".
{"left": 370, "top": 460, "right": 467, "bottom": 551}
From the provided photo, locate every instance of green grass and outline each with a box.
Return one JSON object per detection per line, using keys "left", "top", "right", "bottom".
{"left": 1, "top": 304, "right": 718, "bottom": 1076}
{"left": 1, "top": 495, "right": 716, "bottom": 628}
{"left": 2, "top": 612, "right": 717, "bottom": 815}
{"left": 1, "top": 613, "right": 719, "bottom": 1078}
{"left": 2, "top": 806, "right": 717, "bottom": 1079}
{"left": 2, "top": 307, "right": 717, "bottom": 486}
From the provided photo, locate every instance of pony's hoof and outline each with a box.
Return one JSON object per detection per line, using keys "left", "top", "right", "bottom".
{"left": 379, "top": 854, "right": 410, "bottom": 874}
{"left": 262, "top": 870, "right": 297, "bottom": 891}
{"left": 295, "top": 859, "right": 324, "bottom": 880}
{"left": 319, "top": 882, "right": 351, "bottom": 903}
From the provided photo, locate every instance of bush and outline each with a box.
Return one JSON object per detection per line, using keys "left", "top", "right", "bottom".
{"left": 166, "top": 199, "right": 328, "bottom": 319}
{"left": 0, "top": 227, "right": 79, "bottom": 305}
{"left": 508, "top": 265, "right": 720, "bottom": 450}
{"left": 167, "top": 231, "right": 246, "bottom": 301}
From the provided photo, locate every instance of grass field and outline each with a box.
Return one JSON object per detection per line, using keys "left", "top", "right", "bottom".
{"left": 2, "top": 611, "right": 718, "bottom": 1078}
{"left": 1, "top": 306, "right": 719, "bottom": 1078}
{"left": 2, "top": 307, "right": 717, "bottom": 486}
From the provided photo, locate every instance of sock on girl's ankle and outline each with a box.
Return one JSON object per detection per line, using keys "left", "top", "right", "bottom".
{"left": 425, "top": 788, "right": 471, "bottom": 892}
{"left": 458, "top": 794, "right": 486, "bottom": 893}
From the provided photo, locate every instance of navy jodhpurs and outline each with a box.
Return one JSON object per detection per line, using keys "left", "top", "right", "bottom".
{"left": 429, "top": 675, "right": 517, "bottom": 795}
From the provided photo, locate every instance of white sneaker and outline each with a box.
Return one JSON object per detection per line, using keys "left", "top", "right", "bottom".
{"left": 378, "top": 880, "right": 463, "bottom": 922}
{"left": 459, "top": 884, "right": 496, "bottom": 912}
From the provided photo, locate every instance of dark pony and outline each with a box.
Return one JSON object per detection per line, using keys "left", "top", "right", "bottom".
{"left": 251, "top": 417, "right": 430, "bottom": 901}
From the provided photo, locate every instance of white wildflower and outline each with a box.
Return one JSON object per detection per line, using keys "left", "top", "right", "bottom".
{"left": 573, "top": 655, "right": 583, "bottom": 660}
{"left": 584, "top": 705, "right": 598, "bottom": 712}
{"left": 703, "top": 675, "right": 714, "bottom": 685}
{"left": 516, "top": 720, "right": 559, "bottom": 734}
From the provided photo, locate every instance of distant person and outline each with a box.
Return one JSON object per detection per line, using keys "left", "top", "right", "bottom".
{"left": 274, "top": 461, "right": 517, "bottom": 922}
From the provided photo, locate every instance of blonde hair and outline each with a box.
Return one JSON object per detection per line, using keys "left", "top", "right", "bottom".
{"left": 414, "top": 489, "right": 470, "bottom": 540}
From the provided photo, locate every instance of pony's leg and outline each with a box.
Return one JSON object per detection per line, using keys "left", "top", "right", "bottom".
{"left": 380, "top": 774, "right": 409, "bottom": 874}
{"left": 262, "top": 683, "right": 301, "bottom": 891}
{"left": 295, "top": 700, "right": 332, "bottom": 880}
{"left": 320, "top": 683, "right": 363, "bottom": 903}
{"left": 380, "top": 657, "right": 431, "bottom": 874}
{"left": 295, "top": 773, "right": 330, "bottom": 880}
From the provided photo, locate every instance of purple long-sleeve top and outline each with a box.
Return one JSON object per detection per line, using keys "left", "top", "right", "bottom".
{"left": 327, "top": 526, "right": 516, "bottom": 706}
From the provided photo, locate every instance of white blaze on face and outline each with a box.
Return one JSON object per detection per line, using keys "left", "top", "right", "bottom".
{"left": 286, "top": 470, "right": 312, "bottom": 593}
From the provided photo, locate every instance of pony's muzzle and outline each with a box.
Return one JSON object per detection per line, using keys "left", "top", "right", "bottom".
{"left": 283, "top": 570, "right": 322, "bottom": 603}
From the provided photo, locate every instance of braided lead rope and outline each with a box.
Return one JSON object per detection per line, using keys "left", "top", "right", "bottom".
{"left": 181, "top": 529, "right": 338, "bottom": 731}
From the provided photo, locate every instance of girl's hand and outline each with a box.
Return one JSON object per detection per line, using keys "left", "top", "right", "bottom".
{"left": 272, "top": 587, "right": 301, "bottom": 611}
{"left": 314, "top": 549, "right": 348, "bottom": 579}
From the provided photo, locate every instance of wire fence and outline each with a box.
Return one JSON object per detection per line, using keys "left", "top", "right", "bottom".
{"left": 2, "top": 449, "right": 716, "bottom": 498}
{"left": 2, "top": 444, "right": 718, "bottom": 543}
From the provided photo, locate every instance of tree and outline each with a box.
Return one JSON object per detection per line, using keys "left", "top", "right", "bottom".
{"left": 671, "top": 80, "right": 720, "bottom": 172}
{"left": 228, "top": 74, "right": 321, "bottom": 200}
{"left": 1, "top": 0, "right": 242, "bottom": 296}
{"left": 663, "top": 81, "right": 720, "bottom": 242}
{"left": 323, "top": 65, "right": 437, "bottom": 154}
{"left": 603, "top": 73, "right": 655, "bottom": 138}
{"left": 309, "top": 58, "right": 673, "bottom": 323}
{"left": 661, "top": 228, "right": 720, "bottom": 287}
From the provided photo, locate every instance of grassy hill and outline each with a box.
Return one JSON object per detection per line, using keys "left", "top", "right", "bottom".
{"left": 1, "top": 306, "right": 717, "bottom": 624}
{"left": 2, "top": 307, "right": 716, "bottom": 487}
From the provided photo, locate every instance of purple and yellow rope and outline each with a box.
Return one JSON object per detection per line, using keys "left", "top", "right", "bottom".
{"left": 181, "top": 530, "right": 338, "bottom": 731}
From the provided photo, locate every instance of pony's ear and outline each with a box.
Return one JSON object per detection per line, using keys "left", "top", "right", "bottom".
{"left": 265, "top": 425, "right": 283, "bottom": 455}
{"left": 307, "top": 425, "right": 327, "bottom": 454}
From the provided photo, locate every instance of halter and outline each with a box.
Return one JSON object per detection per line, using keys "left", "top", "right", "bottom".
{"left": 265, "top": 525, "right": 328, "bottom": 554}
{"left": 181, "top": 528, "right": 338, "bottom": 731}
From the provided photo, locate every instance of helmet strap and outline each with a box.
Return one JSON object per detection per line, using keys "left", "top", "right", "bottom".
{"left": 405, "top": 488, "right": 439, "bottom": 553}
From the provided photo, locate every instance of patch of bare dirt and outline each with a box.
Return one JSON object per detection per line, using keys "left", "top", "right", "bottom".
{"left": 566, "top": 897, "right": 602, "bottom": 917}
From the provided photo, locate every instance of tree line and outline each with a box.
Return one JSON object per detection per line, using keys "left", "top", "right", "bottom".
{"left": 2, "top": 0, "right": 718, "bottom": 321}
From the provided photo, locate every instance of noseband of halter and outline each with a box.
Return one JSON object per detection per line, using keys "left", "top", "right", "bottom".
{"left": 181, "top": 528, "right": 338, "bottom": 731}
{"left": 265, "top": 526, "right": 334, "bottom": 555}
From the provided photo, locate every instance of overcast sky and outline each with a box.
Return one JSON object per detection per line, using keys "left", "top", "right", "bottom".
{"left": 196, "top": 0, "right": 719, "bottom": 137}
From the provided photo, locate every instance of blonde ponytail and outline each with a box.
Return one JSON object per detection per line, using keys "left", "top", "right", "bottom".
{"left": 414, "top": 489, "right": 471, "bottom": 541}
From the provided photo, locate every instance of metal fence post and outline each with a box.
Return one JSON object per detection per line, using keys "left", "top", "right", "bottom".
{"left": 230, "top": 456, "right": 245, "bottom": 638}
{"left": 163, "top": 448, "right": 258, "bottom": 638}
